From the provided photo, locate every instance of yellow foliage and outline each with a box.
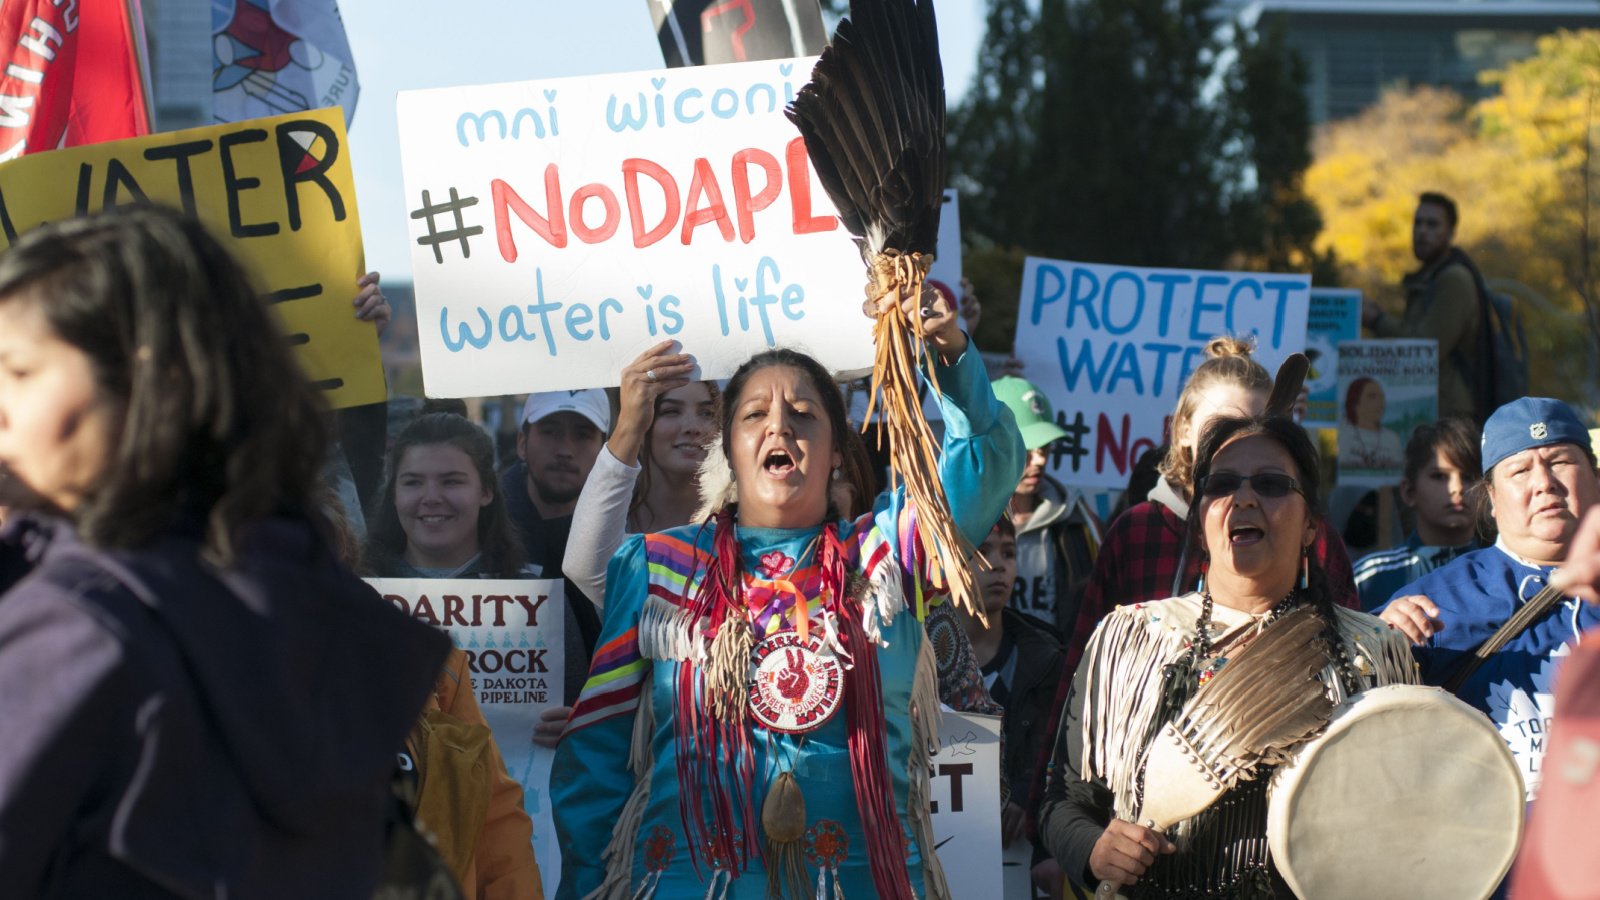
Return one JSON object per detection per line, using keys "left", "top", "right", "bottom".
{"left": 1306, "top": 31, "right": 1600, "bottom": 408}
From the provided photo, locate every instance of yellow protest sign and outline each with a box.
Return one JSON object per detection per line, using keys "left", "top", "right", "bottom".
{"left": 0, "top": 107, "right": 384, "bottom": 409}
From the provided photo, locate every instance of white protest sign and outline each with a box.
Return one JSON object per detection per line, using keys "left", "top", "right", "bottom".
{"left": 930, "top": 710, "right": 1003, "bottom": 896}
{"left": 929, "top": 189, "right": 962, "bottom": 291}
{"left": 396, "top": 58, "right": 873, "bottom": 397}
{"left": 1335, "top": 339, "right": 1438, "bottom": 489}
{"left": 367, "top": 578, "right": 567, "bottom": 890}
{"left": 1003, "top": 841, "right": 1046, "bottom": 899}
{"left": 1013, "top": 258, "right": 1311, "bottom": 489}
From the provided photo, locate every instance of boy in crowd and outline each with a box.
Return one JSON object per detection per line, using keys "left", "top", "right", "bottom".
{"left": 960, "top": 515, "right": 1069, "bottom": 897}
{"left": 1352, "top": 418, "right": 1482, "bottom": 611}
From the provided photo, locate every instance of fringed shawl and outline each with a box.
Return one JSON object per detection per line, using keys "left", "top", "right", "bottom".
{"left": 1070, "top": 594, "right": 1419, "bottom": 846}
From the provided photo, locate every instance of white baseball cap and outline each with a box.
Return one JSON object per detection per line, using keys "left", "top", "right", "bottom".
{"left": 520, "top": 389, "right": 610, "bottom": 434}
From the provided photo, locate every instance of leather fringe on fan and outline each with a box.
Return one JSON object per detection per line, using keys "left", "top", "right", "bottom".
{"left": 1074, "top": 598, "right": 1418, "bottom": 847}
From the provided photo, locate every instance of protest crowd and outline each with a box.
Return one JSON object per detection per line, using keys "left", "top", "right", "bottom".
{"left": 3, "top": 0, "right": 1600, "bottom": 899}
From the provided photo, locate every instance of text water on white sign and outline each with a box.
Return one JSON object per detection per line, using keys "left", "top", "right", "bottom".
{"left": 397, "top": 58, "right": 874, "bottom": 397}
{"left": 1013, "top": 259, "right": 1310, "bottom": 489}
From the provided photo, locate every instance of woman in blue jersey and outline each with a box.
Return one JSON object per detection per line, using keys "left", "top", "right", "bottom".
{"left": 551, "top": 286, "right": 1024, "bottom": 899}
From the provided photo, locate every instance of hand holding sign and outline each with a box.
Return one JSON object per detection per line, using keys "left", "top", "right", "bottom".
{"left": 353, "top": 271, "right": 390, "bottom": 333}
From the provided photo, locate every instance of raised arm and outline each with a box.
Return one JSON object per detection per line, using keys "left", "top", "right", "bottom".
{"left": 930, "top": 342, "right": 1027, "bottom": 546}
{"left": 562, "top": 448, "right": 641, "bottom": 610}
{"left": 563, "top": 341, "right": 695, "bottom": 610}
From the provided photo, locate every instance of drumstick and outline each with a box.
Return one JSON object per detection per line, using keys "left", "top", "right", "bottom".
{"left": 1096, "top": 607, "right": 1335, "bottom": 900}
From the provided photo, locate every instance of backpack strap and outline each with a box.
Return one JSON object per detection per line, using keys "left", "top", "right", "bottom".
{"left": 1414, "top": 249, "right": 1496, "bottom": 423}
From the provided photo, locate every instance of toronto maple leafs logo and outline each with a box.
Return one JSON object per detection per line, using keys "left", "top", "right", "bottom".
{"left": 1488, "top": 654, "right": 1561, "bottom": 799}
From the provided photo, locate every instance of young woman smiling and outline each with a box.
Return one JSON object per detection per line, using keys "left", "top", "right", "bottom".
{"left": 363, "top": 412, "right": 542, "bottom": 898}
{"left": 365, "top": 413, "right": 529, "bottom": 579}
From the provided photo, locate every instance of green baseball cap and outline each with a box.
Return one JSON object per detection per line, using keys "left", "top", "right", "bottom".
{"left": 993, "top": 376, "right": 1069, "bottom": 450}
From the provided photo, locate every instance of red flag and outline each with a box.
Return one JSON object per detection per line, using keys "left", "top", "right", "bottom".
{"left": 0, "top": 0, "right": 151, "bottom": 161}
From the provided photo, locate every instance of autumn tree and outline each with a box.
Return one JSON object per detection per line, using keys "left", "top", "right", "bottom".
{"left": 947, "top": 0, "right": 1327, "bottom": 351}
{"left": 1307, "top": 30, "right": 1600, "bottom": 412}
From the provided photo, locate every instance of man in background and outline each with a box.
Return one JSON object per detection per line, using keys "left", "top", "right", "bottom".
{"left": 503, "top": 390, "right": 609, "bottom": 742}
{"left": 1363, "top": 191, "right": 1485, "bottom": 422}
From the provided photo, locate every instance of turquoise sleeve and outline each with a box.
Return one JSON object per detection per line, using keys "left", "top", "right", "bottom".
{"left": 858, "top": 345, "right": 1026, "bottom": 602}
{"left": 550, "top": 534, "right": 653, "bottom": 899}
{"left": 929, "top": 346, "right": 1027, "bottom": 545}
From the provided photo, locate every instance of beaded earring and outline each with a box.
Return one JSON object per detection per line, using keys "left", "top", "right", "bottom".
{"left": 1299, "top": 549, "right": 1310, "bottom": 590}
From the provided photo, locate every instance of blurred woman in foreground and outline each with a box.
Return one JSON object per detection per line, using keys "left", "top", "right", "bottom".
{"left": 0, "top": 205, "right": 447, "bottom": 896}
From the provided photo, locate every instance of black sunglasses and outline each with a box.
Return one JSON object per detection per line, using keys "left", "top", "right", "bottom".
{"left": 1198, "top": 472, "right": 1303, "bottom": 499}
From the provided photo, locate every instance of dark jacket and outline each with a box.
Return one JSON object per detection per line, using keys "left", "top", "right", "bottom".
{"left": 1382, "top": 247, "right": 1483, "bottom": 422}
{"left": 0, "top": 515, "right": 448, "bottom": 899}
{"left": 1000, "top": 608, "right": 1068, "bottom": 811}
{"left": 500, "top": 461, "right": 601, "bottom": 706}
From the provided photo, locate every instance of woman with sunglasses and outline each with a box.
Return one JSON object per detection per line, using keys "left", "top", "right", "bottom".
{"left": 1060, "top": 338, "right": 1359, "bottom": 678}
{"left": 1038, "top": 413, "right": 1415, "bottom": 898}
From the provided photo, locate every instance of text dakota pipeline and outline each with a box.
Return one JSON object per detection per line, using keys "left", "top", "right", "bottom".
{"left": 1013, "top": 258, "right": 1309, "bottom": 490}
{"left": 397, "top": 58, "right": 872, "bottom": 397}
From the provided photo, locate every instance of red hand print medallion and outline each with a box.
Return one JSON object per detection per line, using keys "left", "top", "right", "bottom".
{"left": 748, "top": 630, "right": 844, "bottom": 733}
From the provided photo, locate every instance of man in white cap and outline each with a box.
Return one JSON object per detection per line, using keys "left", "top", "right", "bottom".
{"left": 500, "top": 389, "right": 609, "bottom": 725}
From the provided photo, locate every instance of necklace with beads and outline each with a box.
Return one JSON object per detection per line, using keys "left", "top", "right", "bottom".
{"left": 1192, "top": 590, "right": 1300, "bottom": 685}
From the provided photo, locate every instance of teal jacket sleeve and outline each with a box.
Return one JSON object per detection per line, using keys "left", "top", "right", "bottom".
{"left": 550, "top": 534, "right": 653, "bottom": 899}
{"left": 928, "top": 345, "right": 1027, "bottom": 545}
{"left": 858, "top": 345, "right": 1025, "bottom": 611}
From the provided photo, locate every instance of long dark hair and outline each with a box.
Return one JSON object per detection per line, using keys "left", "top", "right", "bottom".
{"left": 1186, "top": 414, "right": 1341, "bottom": 625}
{"left": 0, "top": 205, "right": 328, "bottom": 565}
{"left": 363, "top": 412, "right": 526, "bottom": 577}
{"left": 629, "top": 380, "right": 721, "bottom": 527}
{"left": 718, "top": 347, "right": 851, "bottom": 519}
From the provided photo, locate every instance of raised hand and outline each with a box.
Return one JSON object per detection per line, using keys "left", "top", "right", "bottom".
{"left": 776, "top": 647, "right": 811, "bottom": 701}
{"left": 610, "top": 341, "right": 695, "bottom": 465}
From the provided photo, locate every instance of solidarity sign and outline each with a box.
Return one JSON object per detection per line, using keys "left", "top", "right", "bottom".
{"left": 1013, "top": 258, "right": 1310, "bottom": 489}
{"left": 0, "top": 109, "right": 385, "bottom": 409}
{"left": 368, "top": 578, "right": 569, "bottom": 891}
{"left": 396, "top": 58, "right": 873, "bottom": 397}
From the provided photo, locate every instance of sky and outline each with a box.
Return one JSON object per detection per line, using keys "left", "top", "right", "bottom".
{"left": 337, "top": 0, "right": 987, "bottom": 283}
